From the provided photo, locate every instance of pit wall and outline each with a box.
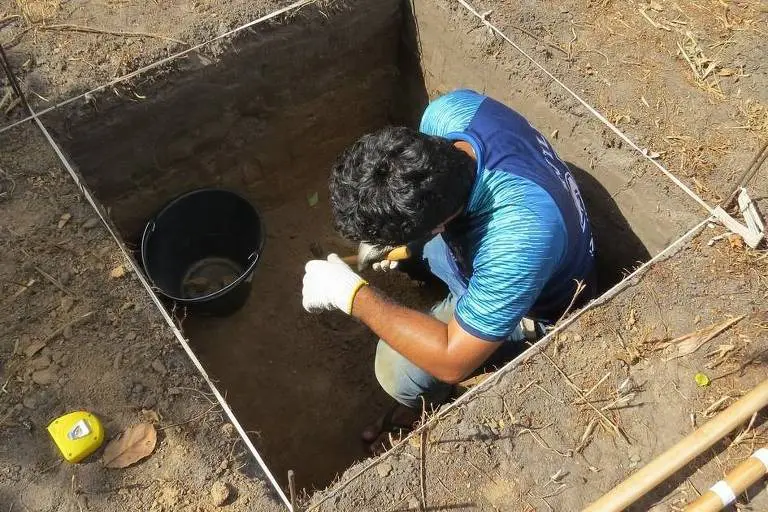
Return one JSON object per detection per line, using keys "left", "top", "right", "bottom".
{"left": 48, "top": 0, "right": 411, "bottom": 239}
{"left": 410, "top": 0, "right": 703, "bottom": 284}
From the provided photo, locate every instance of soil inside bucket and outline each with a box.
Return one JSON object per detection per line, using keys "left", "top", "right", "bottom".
{"left": 45, "top": 0, "right": 698, "bottom": 494}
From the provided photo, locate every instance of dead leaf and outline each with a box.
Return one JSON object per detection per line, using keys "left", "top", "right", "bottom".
{"left": 665, "top": 316, "right": 745, "bottom": 361}
{"left": 103, "top": 423, "right": 157, "bottom": 468}
{"left": 110, "top": 265, "right": 126, "bottom": 279}
{"left": 728, "top": 234, "right": 745, "bottom": 249}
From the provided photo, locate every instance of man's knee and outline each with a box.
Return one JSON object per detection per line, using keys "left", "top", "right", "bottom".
{"left": 374, "top": 341, "right": 403, "bottom": 399}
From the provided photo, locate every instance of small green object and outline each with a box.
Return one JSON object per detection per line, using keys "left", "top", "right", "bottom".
{"left": 307, "top": 191, "right": 319, "bottom": 207}
{"left": 695, "top": 372, "right": 710, "bottom": 387}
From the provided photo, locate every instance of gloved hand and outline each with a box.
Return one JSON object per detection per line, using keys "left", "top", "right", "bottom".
{"left": 357, "top": 242, "right": 399, "bottom": 272}
{"left": 302, "top": 254, "right": 368, "bottom": 314}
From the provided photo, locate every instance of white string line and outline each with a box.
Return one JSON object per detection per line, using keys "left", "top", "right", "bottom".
{"left": 455, "top": 0, "right": 714, "bottom": 216}
{"left": 307, "top": 215, "right": 712, "bottom": 511}
{"left": 0, "top": 0, "right": 315, "bottom": 136}
{"left": 25, "top": 111, "right": 293, "bottom": 510}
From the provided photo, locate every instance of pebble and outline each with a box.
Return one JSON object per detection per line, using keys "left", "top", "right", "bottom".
{"left": 60, "top": 296, "right": 75, "bottom": 313}
{"left": 23, "top": 395, "right": 37, "bottom": 409}
{"left": 210, "top": 481, "right": 231, "bottom": 507}
{"left": 32, "top": 368, "right": 56, "bottom": 386}
{"left": 82, "top": 217, "right": 100, "bottom": 229}
{"left": 376, "top": 463, "right": 393, "bottom": 478}
{"left": 408, "top": 497, "right": 420, "bottom": 510}
{"left": 62, "top": 325, "right": 73, "bottom": 339}
{"left": 59, "top": 272, "right": 71, "bottom": 285}
{"left": 30, "top": 355, "right": 52, "bottom": 370}
{"left": 151, "top": 359, "right": 167, "bottom": 374}
{"left": 133, "top": 383, "right": 145, "bottom": 394}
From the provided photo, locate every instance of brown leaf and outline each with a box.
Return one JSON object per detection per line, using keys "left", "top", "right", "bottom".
{"left": 103, "top": 423, "right": 157, "bottom": 468}
{"left": 110, "top": 265, "right": 126, "bottom": 279}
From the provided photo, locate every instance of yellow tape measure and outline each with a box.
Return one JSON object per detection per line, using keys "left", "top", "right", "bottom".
{"left": 47, "top": 411, "right": 104, "bottom": 463}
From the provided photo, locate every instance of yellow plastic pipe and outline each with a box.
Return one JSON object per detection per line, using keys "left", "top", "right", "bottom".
{"left": 583, "top": 379, "right": 768, "bottom": 512}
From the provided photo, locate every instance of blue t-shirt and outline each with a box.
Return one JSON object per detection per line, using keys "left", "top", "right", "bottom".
{"left": 419, "top": 89, "right": 595, "bottom": 341}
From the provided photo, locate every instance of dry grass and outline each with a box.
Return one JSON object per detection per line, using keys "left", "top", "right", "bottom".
{"left": 15, "top": 0, "right": 59, "bottom": 23}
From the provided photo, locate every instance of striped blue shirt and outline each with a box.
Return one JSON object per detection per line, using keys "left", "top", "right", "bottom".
{"left": 419, "top": 90, "right": 594, "bottom": 341}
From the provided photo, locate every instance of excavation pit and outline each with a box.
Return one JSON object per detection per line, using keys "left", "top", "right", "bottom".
{"left": 46, "top": 0, "right": 700, "bottom": 493}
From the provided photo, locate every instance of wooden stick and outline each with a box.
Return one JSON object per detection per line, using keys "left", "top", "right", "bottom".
{"left": 684, "top": 447, "right": 768, "bottom": 511}
{"left": 39, "top": 24, "right": 187, "bottom": 45}
{"left": 582, "top": 379, "right": 768, "bottom": 512}
{"left": 419, "top": 397, "right": 428, "bottom": 511}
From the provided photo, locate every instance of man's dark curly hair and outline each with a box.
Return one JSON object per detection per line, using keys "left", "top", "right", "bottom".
{"left": 329, "top": 126, "right": 475, "bottom": 245}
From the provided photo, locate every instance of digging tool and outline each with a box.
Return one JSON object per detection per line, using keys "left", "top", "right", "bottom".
{"left": 341, "top": 245, "right": 410, "bottom": 267}
{"left": 582, "top": 378, "right": 768, "bottom": 512}
{"left": 684, "top": 447, "right": 768, "bottom": 511}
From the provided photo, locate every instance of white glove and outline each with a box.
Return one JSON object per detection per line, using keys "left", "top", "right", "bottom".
{"left": 357, "top": 242, "right": 399, "bottom": 272}
{"left": 302, "top": 254, "right": 368, "bottom": 314}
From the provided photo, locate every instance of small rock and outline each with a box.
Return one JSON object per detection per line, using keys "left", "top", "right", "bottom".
{"left": 82, "top": 217, "right": 100, "bottom": 229}
{"left": 23, "top": 395, "right": 37, "bottom": 409}
{"left": 210, "top": 481, "right": 231, "bottom": 507}
{"left": 32, "top": 368, "right": 56, "bottom": 386}
{"left": 133, "top": 383, "right": 145, "bottom": 394}
{"left": 573, "top": 333, "right": 583, "bottom": 342}
{"left": 60, "top": 296, "right": 75, "bottom": 313}
{"left": 57, "top": 213, "right": 72, "bottom": 229}
{"left": 151, "top": 359, "right": 167, "bottom": 374}
{"left": 30, "top": 355, "right": 51, "bottom": 370}
{"left": 376, "top": 462, "right": 393, "bottom": 478}
{"left": 408, "top": 497, "right": 420, "bottom": 510}
{"left": 59, "top": 272, "right": 71, "bottom": 285}
{"left": 62, "top": 325, "right": 73, "bottom": 339}
{"left": 125, "top": 332, "right": 137, "bottom": 342}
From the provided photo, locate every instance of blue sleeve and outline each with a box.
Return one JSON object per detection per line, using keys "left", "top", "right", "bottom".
{"left": 454, "top": 175, "right": 567, "bottom": 341}
{"left": 419, "top": 89, "right": 486, "bottom": 137}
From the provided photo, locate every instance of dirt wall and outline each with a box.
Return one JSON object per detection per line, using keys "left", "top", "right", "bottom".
{"left": 47, "top": 0, "right": 408, "bottom": 239}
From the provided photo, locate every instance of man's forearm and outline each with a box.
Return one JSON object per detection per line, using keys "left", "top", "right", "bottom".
{"left": 351, "top": 286, "right": 466, "bottom": 383}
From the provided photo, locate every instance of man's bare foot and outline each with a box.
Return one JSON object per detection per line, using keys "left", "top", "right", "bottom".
{"left": 362, "top": 403, "right": 420, "bottom": 453}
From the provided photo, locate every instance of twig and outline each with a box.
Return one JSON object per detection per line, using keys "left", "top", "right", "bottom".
{"left": 288, "top": 470, "right": 298, "bottom": 512}
{"left": 33, "top": 265, "right": 75, "bottom": 296}
{"left": 538, "top": 349, "right": 628, "bottom": 442}
{"left": 158, "top": 403, "right": 218, "bottom": 430}
{"left": 518, "top": 427, "right": 572, "bottom": 457}
{"left": 535, "top": 383, "right": 565, "bottom": 404}
{"left": 574, "top": 419, "right": 598, "bottom": 453}
{"left": 555, "top": 280, "right": 586, "bottom": 325}
{"left": 419, "top": 397, "right": 428, "bottom": 511}
{"left": 39, "top": 24, "right": 187, "bottom": 45}
{"left": 573, "top": 373, "right": 610, "bottom": 405}
{"left": 728, "top": 412, "right": 757, "bottom": 449}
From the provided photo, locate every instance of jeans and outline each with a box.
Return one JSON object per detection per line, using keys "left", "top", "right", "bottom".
{"left": 374, "top": 293, "right": 540, "bottom": 409}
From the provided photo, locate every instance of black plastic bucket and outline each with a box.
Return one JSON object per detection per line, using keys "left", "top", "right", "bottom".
{"left": 141, "top": 188, "right": 264, "bottom": 316}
